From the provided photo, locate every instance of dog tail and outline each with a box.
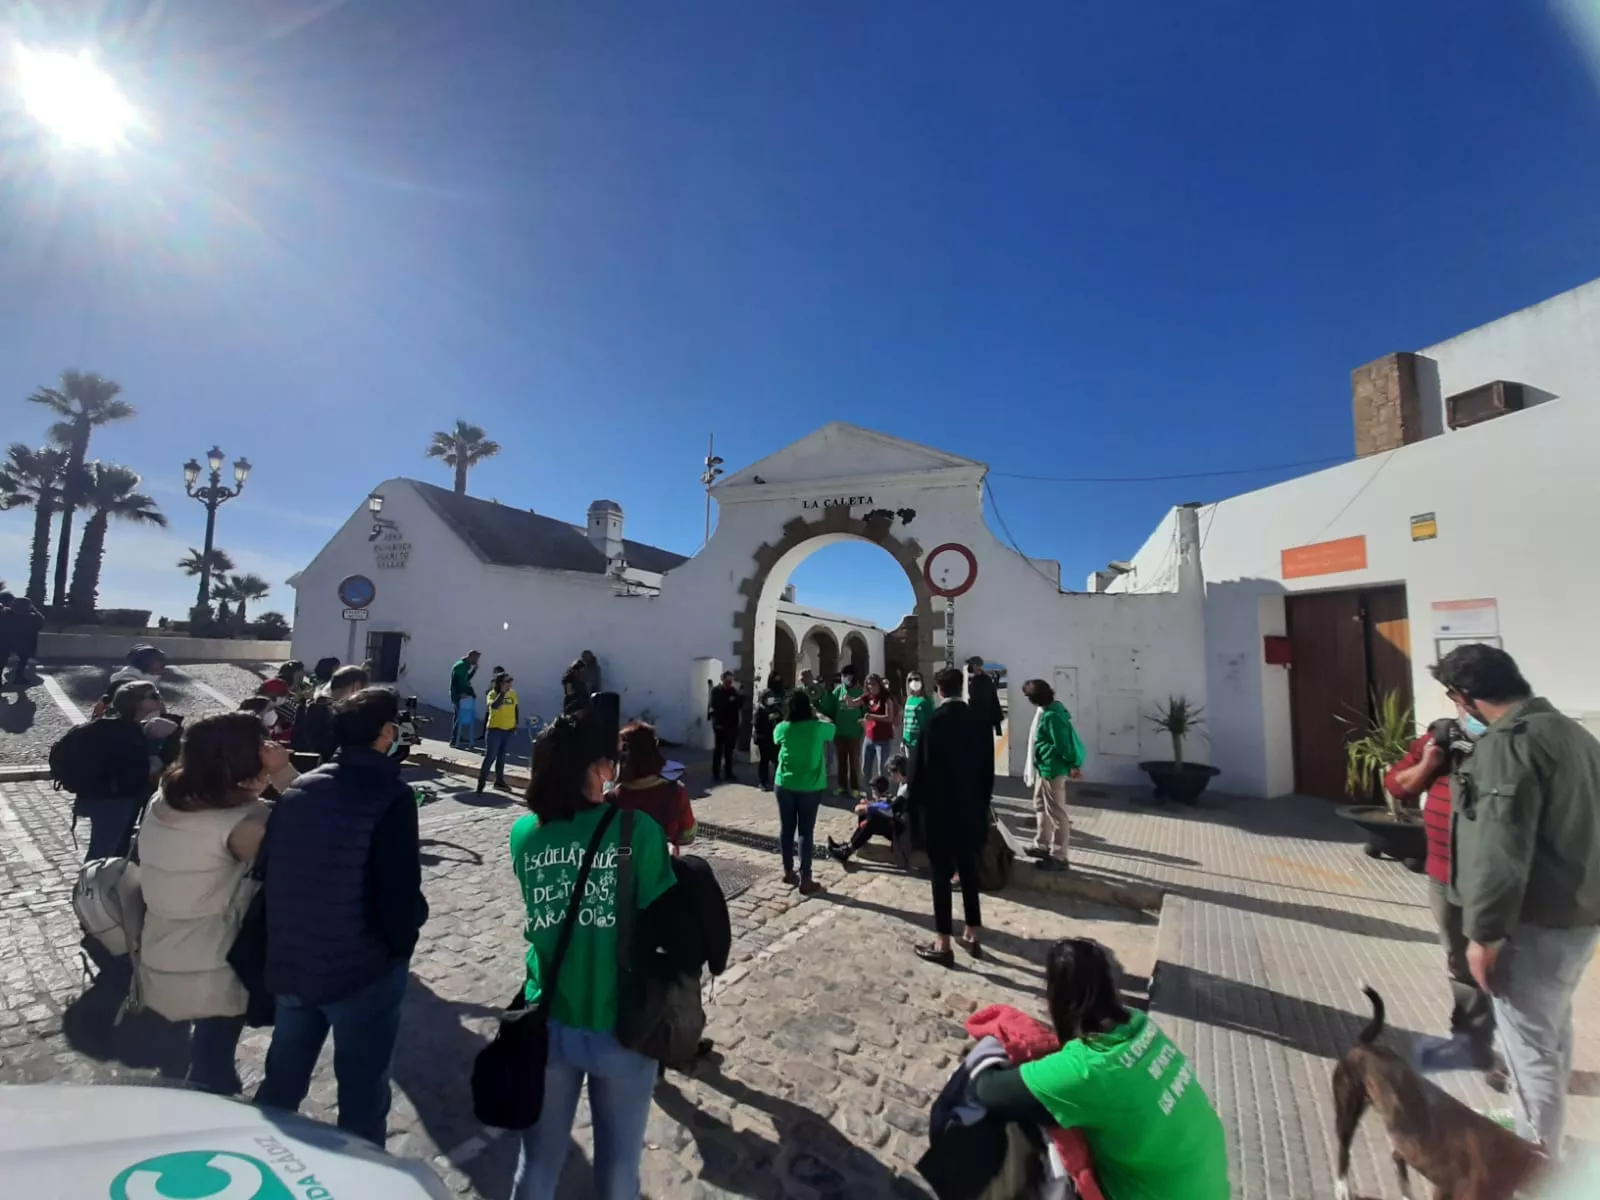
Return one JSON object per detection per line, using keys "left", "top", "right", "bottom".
{"left": 1358, "top": 986, "right": 1385, "bottom": 1045}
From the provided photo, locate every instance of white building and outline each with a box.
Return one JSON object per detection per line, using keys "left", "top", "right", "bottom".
{"left": 288, "top": 481, "right": 884, "bottom": 727}
{"left": 1109, "top": 276, "right": 1600, "bottom": 798}
{"left": 291, "top": 424, "right": 1211, "bottom": 781}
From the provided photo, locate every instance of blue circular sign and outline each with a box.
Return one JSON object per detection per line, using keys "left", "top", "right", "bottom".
{"left": 338, "top": 573, "right": 376, "bottom": 608}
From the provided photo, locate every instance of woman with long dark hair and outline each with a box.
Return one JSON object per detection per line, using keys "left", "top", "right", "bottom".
{"left": 967, "top": 938, "right": 1230, "bottom": 1199}
{"left": 508, "top": 713, "right": 678, "bottom": 1200}
{"left": 860, "top": 673, "right": 898, "bottom": 784}
{"left": 137, "top": 711, "right": 294, "bottom": 1094}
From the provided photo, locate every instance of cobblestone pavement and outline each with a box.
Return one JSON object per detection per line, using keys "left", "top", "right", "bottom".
{"left": 0, "top": 661, "right": 272, "bottom": 765}
{"left": 0, "top": 776, "right": 1152, "bottom": 1198}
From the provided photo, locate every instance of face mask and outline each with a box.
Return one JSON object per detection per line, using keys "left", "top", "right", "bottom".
{"left": 385, "top": 723, "right": 403, "bottom": 756}
{"left": 1461, "top": 714, "right": 1488, "bottom": 739}
{"left": 909, "top": 680, "right": 923, "bottom": 693}
{"left": 261, "top": 712, "right": 278, "bottom": 731}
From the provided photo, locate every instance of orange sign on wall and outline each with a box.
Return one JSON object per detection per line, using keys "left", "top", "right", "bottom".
{"left": 1281, "top": 534, "right": 1368, "bottom": 580}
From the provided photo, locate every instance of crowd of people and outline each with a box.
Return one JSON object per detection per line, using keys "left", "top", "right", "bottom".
{"left": 42, "top": 634, "right": 1599, "bottom": 1196}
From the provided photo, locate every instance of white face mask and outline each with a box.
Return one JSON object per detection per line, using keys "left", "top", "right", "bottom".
{"left": 260, "top": 711, "right": 278, "bottom": 731}
{"left": 909, "top": 680, "right": 923, "bottom": 693}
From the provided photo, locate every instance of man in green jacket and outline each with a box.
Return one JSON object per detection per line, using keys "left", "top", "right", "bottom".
{"left": 1021, "top": 678, "right": 1084, "bottom": 871}
{"left": 1434, "top": 644, "right": 1600, "bottom": 1154}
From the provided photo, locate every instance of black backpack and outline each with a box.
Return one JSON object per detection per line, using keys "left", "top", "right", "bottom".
{"left": 49, "top": 720, "right": 121, "bottom": 796}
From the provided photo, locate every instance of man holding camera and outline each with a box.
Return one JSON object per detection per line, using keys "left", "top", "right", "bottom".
{"left": 1431, "top": 643, "right": 1600, "bottom": 1155}
{"left": 1385, "top": 716, "right": 1496, "bottom": 1075}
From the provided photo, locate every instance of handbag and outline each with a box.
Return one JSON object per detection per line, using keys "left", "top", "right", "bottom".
{"left": 614, "top": 810, "right": 707, "bottom": 1067}
{"left": 471, "top": 805, "right": 619, "bottom": 1130}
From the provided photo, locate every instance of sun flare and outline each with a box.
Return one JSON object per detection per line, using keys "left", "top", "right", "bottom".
{"left": 15, "top": 45, "right": 135, "bottom": 152}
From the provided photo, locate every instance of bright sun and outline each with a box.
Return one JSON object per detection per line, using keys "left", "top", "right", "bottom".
{"left": 16, "top": 45, "right": 135, "bottom": 152}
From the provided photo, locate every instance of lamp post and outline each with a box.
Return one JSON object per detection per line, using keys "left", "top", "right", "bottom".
{"left": 700, "top": 434, "right": 724, "bottom": 547}
{"left": 184, "top": 445, "right": 251, "bottom": 608}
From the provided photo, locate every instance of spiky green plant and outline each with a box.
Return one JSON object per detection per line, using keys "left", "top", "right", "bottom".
{"left": 1340, "top": 690, "right": 1416, "bottom": 813}
{"left": 1148, "top": 696, "right": 1205, "bottom": 767}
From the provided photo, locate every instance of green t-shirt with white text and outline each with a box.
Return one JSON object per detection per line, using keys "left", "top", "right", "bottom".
{"left": 1019, "top": 1010, "right": 1229, "bottom": 1200}
{"left": 509, "top": 803, "right": 677, "bottom": 1032}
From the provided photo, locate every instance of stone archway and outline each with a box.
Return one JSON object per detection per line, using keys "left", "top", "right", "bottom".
{"left": 732, "top": 505, "right": 940, "bottom": 687}
{"left": 842, "top": 631, "right": 870, "bottom": 678}
{"left": 772, "top": 620, "right": 798, "bottom": 684}
{"left": 798, "top": 624, "right": 840, "bottom": 680}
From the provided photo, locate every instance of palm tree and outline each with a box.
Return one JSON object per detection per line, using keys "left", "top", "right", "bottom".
{"left": 29, "top": 371, "right": 136, "bottom": 608}
{"left": 214, "top": 572, "right": 270, "bottom": 626}
{"left": 0, "top": 443, "right": 70, "bottom": 604}
{"left": 426, "top": 420, "right": 500, "bottom": 495}
{"left": 178, "top": 546, "right": 235, "bottom": 581}
{"left": 67, "top": 463, "right": 167, "bottom": 619}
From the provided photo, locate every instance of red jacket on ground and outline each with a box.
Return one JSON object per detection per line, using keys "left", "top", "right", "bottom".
{"left": 1383, "top": 735, "right": 1452, "bottom": 884}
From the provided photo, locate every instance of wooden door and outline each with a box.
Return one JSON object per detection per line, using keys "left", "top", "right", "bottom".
{"left": 1286, "top": 591, "right": 1369, "bottom": 800}
{"left": 1363, "top": 586, "right": 1413, "bottom": 714}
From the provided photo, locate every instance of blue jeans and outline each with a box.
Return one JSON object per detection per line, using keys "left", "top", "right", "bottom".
{"left": 255, "top": 958, "right": 410, "bottom": 1145}
{"left": 861, "top": 739, "right": 893, "bottom": 785}
{"left": 512, "top": 1021, "right": 658, "bottom": 1200}
{"left": 478, "top": 726, "right": 513, "bottom": 787}
{"left": 1492, "top": 921, "right": 1599, "bottom": 1153}
{"left": 77, "top": 795, "right": 144, "bottom": 861}
{"left": 775, "top": 787, "right": 824, "bottom": 881}
{"left": 188, "top": 1014, "right": 247, "bottom": 1095}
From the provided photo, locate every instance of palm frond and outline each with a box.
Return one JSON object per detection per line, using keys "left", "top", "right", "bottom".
{"left": 1338, "top": 690, "right": 1416, "bottom": 810}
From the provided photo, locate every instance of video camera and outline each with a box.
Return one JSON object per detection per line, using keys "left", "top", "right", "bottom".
{"left": 396, "top": 696, "right": 427, "bottom": 749}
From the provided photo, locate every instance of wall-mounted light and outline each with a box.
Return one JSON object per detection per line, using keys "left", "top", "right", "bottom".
{"left": 368, "top": 493, "right": 385, "bottom": 516}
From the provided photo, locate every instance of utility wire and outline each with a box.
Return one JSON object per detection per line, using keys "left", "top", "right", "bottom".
{"left": 982, "top": 479, "right": 1078, "bottom": 593}
{"left": 989, "top": 455, "right": 1349, "bottom": 485}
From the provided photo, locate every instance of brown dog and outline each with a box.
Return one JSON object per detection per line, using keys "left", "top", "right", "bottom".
{"left": 1332, "top": 987, "right": 1545, "bottom": 1200}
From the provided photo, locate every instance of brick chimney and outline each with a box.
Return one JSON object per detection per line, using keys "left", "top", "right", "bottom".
{"left": 1351, "top": 352, "right": 1424, "bottom": 457}
{"left": 586, "top": 499, "right": 623, "bottom": 564}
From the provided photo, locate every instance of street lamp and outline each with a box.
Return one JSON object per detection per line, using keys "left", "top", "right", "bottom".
{"left": 184, "top": 445, "right": 251, "bottom": 608}
{"left": 701, "top": 434, "right": 724, "bottom": 547}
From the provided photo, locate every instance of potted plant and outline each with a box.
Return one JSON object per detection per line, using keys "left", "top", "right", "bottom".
{"left": 1139, "top": 696, "right": 1220, "bottom": 805}
{"left": 1335, "top": 690, "right": 1428, "bottom": 870}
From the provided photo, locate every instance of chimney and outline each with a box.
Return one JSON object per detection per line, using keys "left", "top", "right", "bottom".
{"left": 586, "top": 499, "right": 624, "bottom": 564}
{"left": 1351, "top": 351, "right": 1424, "bottom": 457}
{"left": 1176, "top": 503, "right": 1205, "bottom": 595}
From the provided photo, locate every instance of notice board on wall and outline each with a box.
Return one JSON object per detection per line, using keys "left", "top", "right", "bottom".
{"left": 1431, "top": 597, "right": 1501, "bottom": 662}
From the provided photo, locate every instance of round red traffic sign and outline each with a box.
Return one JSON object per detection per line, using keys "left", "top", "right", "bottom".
{"left": 923, "top": 543, "right": 978, "bottom": 598}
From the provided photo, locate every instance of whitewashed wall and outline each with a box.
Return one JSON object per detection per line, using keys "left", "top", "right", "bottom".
{"left": 293, "top": 427, "right": 1210, "bottom": 786}
{"left": 1114, "top": 396, "right": 1600, "bottom": 797}
{"left": 773, "top": 603, "right": 885, "bottom": 679}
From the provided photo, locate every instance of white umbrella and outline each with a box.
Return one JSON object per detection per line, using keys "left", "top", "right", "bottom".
{"left": 0, "top": 1084, "right": 451, "bottom": 1199}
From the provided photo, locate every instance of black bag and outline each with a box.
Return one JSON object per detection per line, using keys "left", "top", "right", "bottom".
{"left": 226, "top": 828, "right": 275, "bottom": 1028}
{"left": 975, "top": 809, "right": 1015, "bottom": 893}
{"left": 50, "top": 720, "right": 117, "bottom": 795}
{"left": 471, "top": 806, "right": 619, "bottom": 1130}
{"left": 615, "top": 810, "right": 707, "bottom": 1067}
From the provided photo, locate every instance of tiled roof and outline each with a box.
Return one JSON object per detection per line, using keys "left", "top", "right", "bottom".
{"left": 410, "top": 480, "right": 689, "bottom": 575}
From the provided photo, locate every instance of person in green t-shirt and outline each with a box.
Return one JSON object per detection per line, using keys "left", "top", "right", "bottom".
{"left": 507, "top": 713, "right": 677, "bottom": 1200}
{"left": 832, "top": 668, "right": 866, "bottom": 797}
{"left": 772, "top": 689, "right": 837, "bottom": 895}
{"left": 900, "top": 670, "right": 932, "bottom": 755}
{"left": 970, "top": 938, "right": 1230, "bottom": 1200}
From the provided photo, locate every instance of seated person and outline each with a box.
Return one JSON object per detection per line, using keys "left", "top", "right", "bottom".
{"left": 827, "top": 757, "right": 910, "bottom": 864}
{"left": 612, "top": 720, "right": 697, "bottom": 852}
{"left": 969, "top": 938, "right": 1231, "bottom": 1200}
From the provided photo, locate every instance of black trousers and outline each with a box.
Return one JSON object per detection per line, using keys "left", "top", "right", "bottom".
{"left": 757, "top": 737, "right": 777, "bottom": 788}
{"left": 927, "top": 842, "right": 982, "bottom": 936}
{"left": 712, "top": 726, "right": 737, "bottom": 779}
{"left": 849, "top": 810, "right": 900, "bottom": 852}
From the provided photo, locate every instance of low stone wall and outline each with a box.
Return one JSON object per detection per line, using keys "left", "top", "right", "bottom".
{"left": 38, "top": 632, "right": 292, "bottom": 663}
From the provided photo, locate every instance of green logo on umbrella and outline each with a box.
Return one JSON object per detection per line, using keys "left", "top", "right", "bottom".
{"left": 110, "top": 1151, "right": 294, "bottom": 1200}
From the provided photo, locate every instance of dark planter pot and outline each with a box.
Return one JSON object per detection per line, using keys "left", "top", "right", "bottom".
{"left": 1138, "top": 761, "right": 1220, "bottom": 806}
{"left": 1337, "top": 805, "right": 1428, "bottom": 871}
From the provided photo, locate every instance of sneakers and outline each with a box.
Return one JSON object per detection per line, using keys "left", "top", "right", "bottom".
{"left": 1415, "top": 1032, "right": 1498, "bottom": 1074}
{"left": 1024, "top": 847, "right": 1050, "bottom": 860}
{"left": 826, "top": 838, "right": 851, "bottom": 865}
{"left": 1035, "top": 857, "right": 1068, "bottom": 872}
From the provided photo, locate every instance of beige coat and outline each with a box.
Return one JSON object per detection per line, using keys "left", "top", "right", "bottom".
{"left": 135, "top": 794, "right": 269, "bottom": 1021}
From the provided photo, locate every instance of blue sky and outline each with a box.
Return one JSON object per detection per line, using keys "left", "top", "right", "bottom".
{"left": 2, "top": 1, "right": 1598, "bottom": 630}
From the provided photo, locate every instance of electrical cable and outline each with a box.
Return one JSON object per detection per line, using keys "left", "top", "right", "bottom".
{"left": 989, "top": 455, "right": 1349, "bottom": 484}
{"left": 982, "top": 478, "right": 1078, "bottom": 593}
